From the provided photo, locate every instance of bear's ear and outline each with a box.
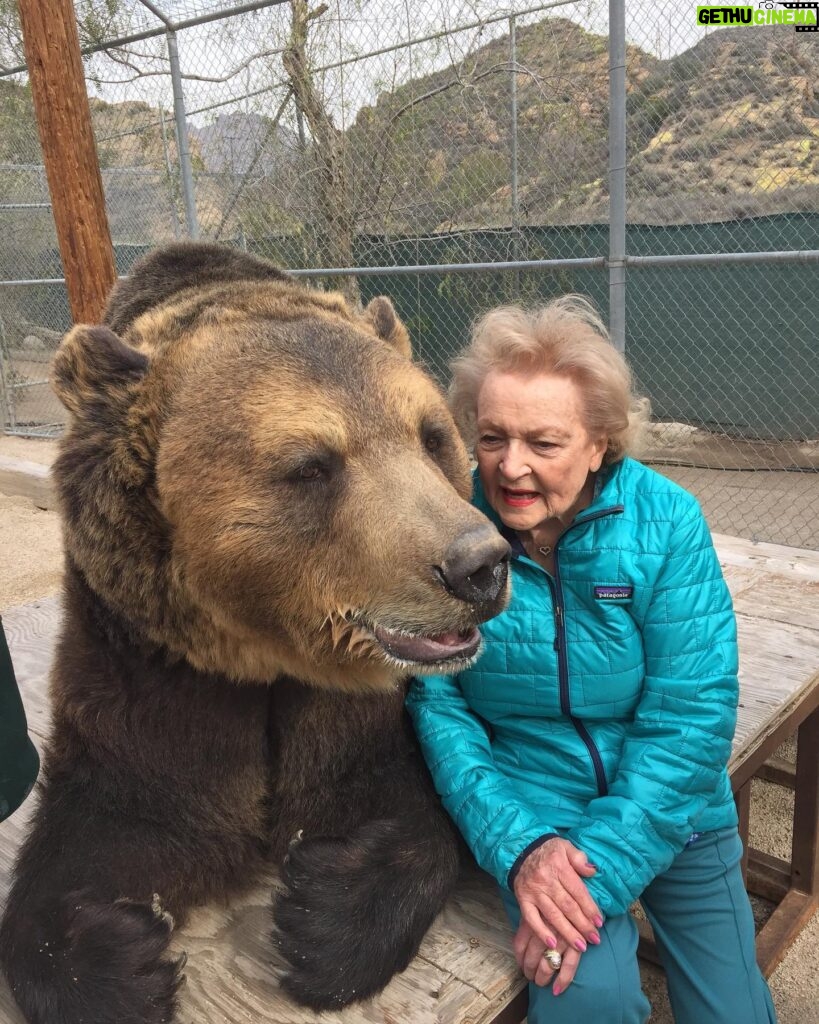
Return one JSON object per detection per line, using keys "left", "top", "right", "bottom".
{"left": 362, "top": 296, "right": 412, "bottom": 359}
{"left": 52, "top": 325, "right": 149, "bottom": 417}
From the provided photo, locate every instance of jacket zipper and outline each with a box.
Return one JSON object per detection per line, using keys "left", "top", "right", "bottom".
{"left": 550, "top": 505, "right": 624, "bottom": 799}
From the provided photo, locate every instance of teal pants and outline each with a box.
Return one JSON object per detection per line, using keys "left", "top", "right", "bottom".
{"left": 499, "top": 828, "right": 777, "bottom": 1024}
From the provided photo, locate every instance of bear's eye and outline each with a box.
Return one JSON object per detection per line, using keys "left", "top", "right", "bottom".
{"left": 288, "top": 451, "right": 340, "bottom": 485}
{"left": 422, "top": 426, "right": 446, "bottom": 457}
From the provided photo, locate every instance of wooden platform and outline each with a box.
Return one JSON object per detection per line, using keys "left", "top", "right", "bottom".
{"left": 1, "top": 533, "right": 818, "bottom": 1023}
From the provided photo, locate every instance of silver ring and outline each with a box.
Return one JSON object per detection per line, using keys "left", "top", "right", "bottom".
{"left": 542, "top": 948, "right": 562, "bottom": 971}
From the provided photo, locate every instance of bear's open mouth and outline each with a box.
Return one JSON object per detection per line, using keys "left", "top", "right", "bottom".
{"left": 371, "top": 623, "right": 481, "bottom": 665}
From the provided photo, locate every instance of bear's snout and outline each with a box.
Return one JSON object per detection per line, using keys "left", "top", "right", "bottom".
{"left": 435, "top": 527, "right": 510, "bottom": 607}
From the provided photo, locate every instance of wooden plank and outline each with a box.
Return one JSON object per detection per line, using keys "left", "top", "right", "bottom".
{"left": 719, "top": 564, "right": 764, "bottom": 600}
{"left": 755, "top": 889, "right": 818, "bottom": 979}
{"left": 733, "top": 575, "right": 819, "bottom": 633}
{"left": 0, "top": 977, "right": 26, "bottom": 1023}
{"left": 0, "top": 455, "right": 54, "bottom": 511}
{"left": 0, "top": 596, "right": 58, "bottom": 747}
{"left": 730, "top": 613, "right": 819, "bottom": 772}
{"left": 418, "top": 872, "right": 523, "bottom": 998}
{"left": 168, "top": 880, "right": 514, "bottom": 1024}
{"left": 713, "top": 533, "right": 819, "bottom": 584}
{"left": 755, "top": 756, "right": 796, "bottom": 790}
{"left": 730, "top": 672, "right": 819, "bottom": 791}
{"left": 747, "top": 849, "right": 791, "bottom": 903}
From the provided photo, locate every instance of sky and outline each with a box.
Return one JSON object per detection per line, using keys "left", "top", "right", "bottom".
{"left": 72, "top": 0, "right": 722, "bottom": 128}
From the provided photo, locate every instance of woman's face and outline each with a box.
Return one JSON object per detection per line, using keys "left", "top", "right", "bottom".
{"left": 475, "top": 369, "right": 607, "bottom": 532}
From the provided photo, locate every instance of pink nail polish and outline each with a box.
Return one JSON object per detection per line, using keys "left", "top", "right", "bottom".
{"left": 588, "top": 932, "right": 601, "bottom": 945}
{"left": 545, "top": 936, "right": 557, "bottom": 950}
{"left": 553, "top": 984, "right": 562, "bottom": 997}
{"left": 594, "top": 915, "right": 604, "bottom": 928}
{"left": 575, "top": 939, "right": 587, "bottom": 952}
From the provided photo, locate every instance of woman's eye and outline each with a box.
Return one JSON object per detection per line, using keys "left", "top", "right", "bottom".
{"left": 479, "top": 434, "right": 502, "bottom": 448}
{"left": 532, "top": 441, "right": 556, "bottom": 451}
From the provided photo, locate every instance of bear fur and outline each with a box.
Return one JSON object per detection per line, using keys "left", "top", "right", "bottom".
{"left": 0, "top": 243, "right": 510, "bottom": 1024}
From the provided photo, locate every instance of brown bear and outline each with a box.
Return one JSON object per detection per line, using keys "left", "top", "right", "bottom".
{"left": 0, "top": 243, "right": 510, "bottom": 1024}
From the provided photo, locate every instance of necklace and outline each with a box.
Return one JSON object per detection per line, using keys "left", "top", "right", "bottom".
{"left": 522, "top": 536, "right": 552, "bottom": 560}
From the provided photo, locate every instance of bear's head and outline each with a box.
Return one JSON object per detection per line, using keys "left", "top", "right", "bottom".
{"left": 51, "top": 243, "right": 509, "bottom": 691}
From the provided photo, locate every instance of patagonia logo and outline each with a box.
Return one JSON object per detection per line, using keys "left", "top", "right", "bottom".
{"left": 594, "top": 585, "right": 633, "bottom": 601}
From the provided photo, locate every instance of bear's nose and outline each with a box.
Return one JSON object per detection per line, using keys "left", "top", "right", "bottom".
{"left": 436, "top": 527, "right": 511, "bottom": 605}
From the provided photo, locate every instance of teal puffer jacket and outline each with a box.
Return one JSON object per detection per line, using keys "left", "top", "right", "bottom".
{"left": 406, "top": 457, "right": 739, "bottom": 919}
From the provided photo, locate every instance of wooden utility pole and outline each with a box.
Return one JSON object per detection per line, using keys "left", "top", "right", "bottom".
{"left": 18, "top": 0, "right": 117, "bottom": 324}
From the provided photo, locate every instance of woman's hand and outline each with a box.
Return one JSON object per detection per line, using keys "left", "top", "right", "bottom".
{"left": 513, "top": 836, "right": 603, "bottom": 953}
{"left": 512, "top": 919, "right": 580, "bottom": 996}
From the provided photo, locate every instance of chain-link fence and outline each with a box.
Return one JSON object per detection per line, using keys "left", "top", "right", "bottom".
{"left": 0, "top": 0, "right": 817, "bottom": 547}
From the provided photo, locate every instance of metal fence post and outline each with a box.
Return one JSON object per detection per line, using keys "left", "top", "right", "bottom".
{"left": 510, "top": 16, "right": 519, "bottom": 237}
{"left": 166, "top": 29, "right": 200, "bottom": 239}
{"left": 0, "top": 316, "right": 13, "bottom": 432}
{"left": 608, "top": 0, "right": 627, "bottom": 353}
{"left": 158, "top": 106, "right": 182, "bottom": 239}
{"left": 510, "top": 14, "right": 520, "bottom": 294}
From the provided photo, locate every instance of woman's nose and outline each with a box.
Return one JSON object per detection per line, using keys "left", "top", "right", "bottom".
{"left": 499, "top": 443, "right": 530, "bottom": 481}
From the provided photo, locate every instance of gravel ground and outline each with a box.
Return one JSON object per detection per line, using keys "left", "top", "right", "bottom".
{"left": 0, "top": 493, "right": 63, "bottom": 606}
{"left": 0, "top": 436, "right": 816, "bottom": 1023}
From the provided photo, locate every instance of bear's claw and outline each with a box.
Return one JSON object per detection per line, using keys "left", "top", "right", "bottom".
{"left": 1, "top": 893, "right": 184, "bottom": 1024}
{"left": 272, "top": 822, "right": 449, "bottom": 1010}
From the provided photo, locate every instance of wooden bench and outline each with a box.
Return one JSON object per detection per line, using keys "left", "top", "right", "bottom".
{"left": 1, "top": 532, "right": 817, "bottom": 1023}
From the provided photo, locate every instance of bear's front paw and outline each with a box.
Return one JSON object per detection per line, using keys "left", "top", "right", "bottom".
{"left": 7, "top": 893, "right": 184, "bottom": 1024}
{"left": 272, "top": 824, "right": 447, "bottom": 1011}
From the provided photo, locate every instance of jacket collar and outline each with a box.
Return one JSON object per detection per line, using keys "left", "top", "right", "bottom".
{"left": 471, "top": 458, "right": 631, "bottom": 551}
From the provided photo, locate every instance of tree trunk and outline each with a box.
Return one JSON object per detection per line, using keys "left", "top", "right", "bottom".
{"left": 283, "top": 0, "right": 360, "bottom": 306}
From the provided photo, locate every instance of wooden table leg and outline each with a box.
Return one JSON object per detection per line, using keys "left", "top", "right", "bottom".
{"left": 791, "top": 705, "right": 819, "bottom": 898}
{"left": 754, "top": 703, "right": 819, "bottom": 977}
{"left": 488, "top": 986, "right": 528, "bottom": 1024}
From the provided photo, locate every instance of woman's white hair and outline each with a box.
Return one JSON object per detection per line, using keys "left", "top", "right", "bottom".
{"left": 449, "top": 295, "right": 650, "bottom": 465}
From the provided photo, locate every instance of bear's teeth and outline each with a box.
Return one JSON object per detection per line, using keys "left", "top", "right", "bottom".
{"left": 372, "top": 624, "right": 481, "bottom": 664}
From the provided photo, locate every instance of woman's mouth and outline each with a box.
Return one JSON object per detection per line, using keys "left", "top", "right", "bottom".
{"left": 500, "top": 487, "right": 541, "bottom": 508}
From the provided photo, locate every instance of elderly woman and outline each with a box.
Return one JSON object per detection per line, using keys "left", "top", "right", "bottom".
{"left": 406, "top": 297, "right": 776, "bottom": 1024}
